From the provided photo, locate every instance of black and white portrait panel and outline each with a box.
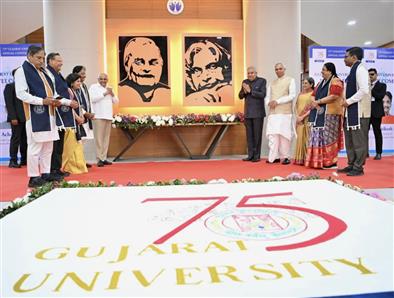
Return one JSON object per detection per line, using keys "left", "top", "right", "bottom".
{"left": 118, "top": 36, "right": 171, "bottom": 107}
{"left": 184, "top": 36, "right": 233, "bottom": 106}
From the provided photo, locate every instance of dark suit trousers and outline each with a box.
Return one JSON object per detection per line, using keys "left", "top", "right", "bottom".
{"left": 51, "top": 129, "right": 65, "bottom": 172}
{"left": 369, "top": 117, "right": 383, "bottom": 154}
{"left": 9, "top": 123, "right": 27, "bottom": 162}
{"left": 344, "top": 118, "right": 370, "bottom": 171}
{"left": 245, "top": 117, "right": 264, "bottom": 159}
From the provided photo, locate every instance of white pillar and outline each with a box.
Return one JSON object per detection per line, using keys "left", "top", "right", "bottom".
{"left": 43, "top": 0, "right": 106, "bottom": 85}
{"left": 43, "top": 0, "right": 106, "bottom": 162}
{"left": 243, "top": 0, "right": 301, "bottom": 157}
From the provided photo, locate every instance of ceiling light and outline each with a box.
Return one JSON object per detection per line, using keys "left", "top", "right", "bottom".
{"left": 347, "top": 20, "right": 356, "bottom": 26}
{"left": 364, "top": 41, "right": 372, "bottom": 45}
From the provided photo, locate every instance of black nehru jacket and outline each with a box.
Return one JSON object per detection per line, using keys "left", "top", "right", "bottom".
{"left": 4, "top": 82, "right": 26, "bottom": 123}
{"left": 371, "top": 80, "right": 387, "bottom": 118}
{"left": 239, "top": 77, "right": 266, "bottom": 118}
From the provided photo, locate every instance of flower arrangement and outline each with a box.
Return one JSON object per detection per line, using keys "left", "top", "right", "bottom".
{"left": 1, "top": 173, "right": 389, "bottom": 219}
{"left": 112, "top": 112, "right": 245, "bottom": 130}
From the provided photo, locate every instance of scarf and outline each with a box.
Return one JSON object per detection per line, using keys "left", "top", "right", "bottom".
{"left": 345, "top": 61, "right": 361, "bottom": 130}
{"left": 46, "top": 65, "right": 75, "bottom": 129}
{"left": 22, "top": 61, "right": 54, "bottom": 132}
{"left": 78, "top": 86, "right": 93, "bottom": 129}
{"left": 308, "top": 77, "right": 332, "bottom": 130}
{"left": 71, "top": 89, "right": 87, "bottom": 140}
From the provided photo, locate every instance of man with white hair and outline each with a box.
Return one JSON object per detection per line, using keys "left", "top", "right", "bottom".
{"left": 89, "top": 73, "right": 119, "bottom": 167}
{"left": 239, "top": 66, "right": 266, "bottom": 162}
{"left": 265, "top": 63, "right": 296, "bottom": 165}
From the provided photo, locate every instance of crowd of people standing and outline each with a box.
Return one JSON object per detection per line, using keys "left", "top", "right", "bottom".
{"left": 4, "top": 45, "right": 118, "bottom": 187}
{"left": 240, "top": 46, "right": 388, "bottom": 177}
{"left": 4, "top": 45, "right": 389, "bottom": 188}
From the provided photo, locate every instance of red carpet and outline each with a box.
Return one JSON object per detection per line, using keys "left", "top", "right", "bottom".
{"left": 1, "top": 156, "right": 393, "bottom": 202}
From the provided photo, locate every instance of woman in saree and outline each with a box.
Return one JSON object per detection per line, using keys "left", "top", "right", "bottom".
{"left": 62, "top": 73, "right": 88, "bottom": 174}
{"left": 305, "top": 62, "right": 344, "bottom": 169}
{"left": 294, "top": 77, "right": 315, "bottom": 165}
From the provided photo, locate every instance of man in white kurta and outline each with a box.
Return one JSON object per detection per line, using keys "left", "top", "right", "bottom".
{"left": 265, "top": 63, "right": 296, "bottom": 164}
{"left": 14, "top": 46, "right": 69, "bottom": 187}
{"left": 89, "top": 73, "right": 119, "bottom": 167}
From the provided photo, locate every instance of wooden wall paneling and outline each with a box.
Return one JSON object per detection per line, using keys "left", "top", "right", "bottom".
{"left": 106, "top": 0, "right": 242, "bottom": 19}
{"left": 108, "top": 125, "right": 247, "bottom": 158}
{"left": 25, "top": 27, "right": 44, "bottom": 44}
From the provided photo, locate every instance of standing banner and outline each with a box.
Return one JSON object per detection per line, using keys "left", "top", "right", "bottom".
{"left": 0, "top": 44, "right": 37, "bottom": 161}
{"left": 309, "top": 46, "right": 394, "bottom": 153}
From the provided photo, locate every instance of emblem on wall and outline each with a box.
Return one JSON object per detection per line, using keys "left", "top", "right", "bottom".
{"left": 167, "top": 0, "right": 184, "bottom": 15}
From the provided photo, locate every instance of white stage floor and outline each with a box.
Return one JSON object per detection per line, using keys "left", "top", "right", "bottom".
{"left": 1, "top": 180, "right": 393, "bottom": 297}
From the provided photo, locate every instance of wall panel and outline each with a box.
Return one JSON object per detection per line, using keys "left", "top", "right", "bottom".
{"left": 106, "top": 0, "right": 242, "bottom": 19}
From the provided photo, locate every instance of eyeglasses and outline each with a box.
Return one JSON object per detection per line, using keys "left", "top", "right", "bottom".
{"left": 369, "top": 73, "right": 376, "bottom": 76}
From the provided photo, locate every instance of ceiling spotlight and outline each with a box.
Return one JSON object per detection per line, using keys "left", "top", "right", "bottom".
{"left": 364, "top": 41, "right": 372, "bottom": 45}
{"left": 347, "top": 20, "right": 356, "bottom": 26}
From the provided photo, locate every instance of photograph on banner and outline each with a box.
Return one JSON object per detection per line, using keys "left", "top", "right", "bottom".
{"left": 118, "top": 36, "right": 171, "bottom": 107}
{"left": 0, "top": 44, "right": 38, "bottom": 160}
{"left": 183, "top": 36, "right": 233, "bottom": 106}
{"left": 309, "top": 46, "right": 394, "bottom": 153}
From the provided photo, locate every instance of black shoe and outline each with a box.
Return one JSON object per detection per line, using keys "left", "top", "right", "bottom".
{"left": 374, "top": 154, "right": 382, "bottom": 160}
{"left": 242, "top": 157, "right": 253, "bottom": 161}
{"left": 347, "top": 169, "right": 364, "bottom": 176}
{"left": 41, "top": 173, "right": 63, "bottom": 182}
{"left": 323, "top": 163, "right": 338, "bottom": 169}
{"left": 28, "top": 176, "right": 47, "bottom": 188}
{"left": 8, "top": 160, "right": 21, "bottom": 168}
{"left": 97, "top": 160, "right": 104, "bottom": 167}
{"left": 266, "top": 158, "right": 280, "bottom": 164}
{"left": 282, "top": 158, "right": 291, "bottom": 165}
{"left": 53, "top": 170, "right": 70, "bottom": 177}
{"left": 337, "top": 166, "right": 353, "bottom": 173}
{"left": 103, "top": 160, "right": 112, "bottom": 165}
{"left": 86, "top": 163, "right": 92, "bottom": 168}
{"left": 251, "top": 158, "right": 261, "bottom": 162}
{"left": 20, "top": 160, "right": 27, "bottom": 166}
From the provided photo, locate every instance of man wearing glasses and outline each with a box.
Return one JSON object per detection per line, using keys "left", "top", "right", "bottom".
{"left": 368, "top": 68, "right": 387, "bottom": 160}
{"left": 339, "top": 47, "right": 370, "bottom": 176}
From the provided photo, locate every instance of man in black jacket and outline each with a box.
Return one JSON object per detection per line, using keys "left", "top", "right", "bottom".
{"left": 368, "top": 68, "right": 387, "bottom": 160}
{"left": 4, "top": 69, "right": 27, "bottom": 168}
{"left": 46, "top": 52, "right": 78, "bottom": 177}
{"left": 239, "top": 66, "right": 266, "bottom": 162}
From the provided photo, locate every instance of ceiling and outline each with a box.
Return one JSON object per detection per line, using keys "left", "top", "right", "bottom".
{"left": 301, "top": 0, "right": 394, "bottom": 47}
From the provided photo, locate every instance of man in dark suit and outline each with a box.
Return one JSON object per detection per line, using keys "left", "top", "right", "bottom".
{"left": 4, "top": 69, "right": 27, "bottom": 168}
{"left": 368, "top": 68, "right": 387, "bottom": 160}
{"left": 239, "top": 66, "right": 266, "bottom": 162}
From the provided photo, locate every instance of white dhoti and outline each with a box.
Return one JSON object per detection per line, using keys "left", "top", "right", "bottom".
{"left": 266, "top": 114, "right": 294, "bottom": 162}
{"left": 26, "top": 117, "right": 59, "bottom": 177}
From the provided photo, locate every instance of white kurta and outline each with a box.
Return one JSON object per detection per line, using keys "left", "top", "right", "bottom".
{"left": 265, "top": 78, "right": 296, "bottom": 141}
{"left": 89, "top": 83, "right": 119, "bottom": 120}
{"left": 14, "top": 62, "right": 60, "bottom": 177}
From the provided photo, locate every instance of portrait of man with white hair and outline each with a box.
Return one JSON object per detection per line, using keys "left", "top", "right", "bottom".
{"left": 118, "top": 36, "right": 170, "bottom": 107}
{"left": 184, "top": 37, "right": 233, "bottom": 106}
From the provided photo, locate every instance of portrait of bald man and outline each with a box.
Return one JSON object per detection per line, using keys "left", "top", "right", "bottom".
{"left": 118, "top": 36, "right": 171, "bottom": 107}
